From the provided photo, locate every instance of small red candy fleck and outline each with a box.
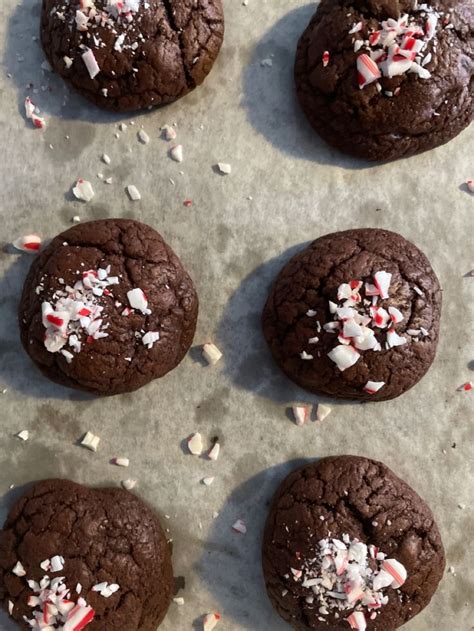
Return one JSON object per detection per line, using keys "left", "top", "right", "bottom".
{"left": 86, "top": 335, "right": 94, "bottom": 344}
{"left": 322, "top": 51, "right": 330, "bottom": 67}
{"left": 183, "top": 199, "right": 192, "bottom": 207}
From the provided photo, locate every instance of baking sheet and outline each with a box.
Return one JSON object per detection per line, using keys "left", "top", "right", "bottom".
{"left": 0, "top": 0, "right": 473, "bottom": 629}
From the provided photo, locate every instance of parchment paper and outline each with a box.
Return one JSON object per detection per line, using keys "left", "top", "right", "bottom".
{"left": 0, "top": 1, "right": 472, "bottom": 629}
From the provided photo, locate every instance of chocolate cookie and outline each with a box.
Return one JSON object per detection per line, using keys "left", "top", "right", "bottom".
{"left": 40, "top": 0, "right": 224, "bottom": 112}
{"left": 262, "top": 456, "right": 445, "bottom": 631}
{"left": 262, "top": 229, "right": 441, "bottom": 401}
{"left": 18, "top": 219, "right": 198, "bottom": 395}
{"left": 0, "top": 479, "right": 173, "bottom": 631}
{"left": 295, "top": 0, "right": 474, "bottom": 161}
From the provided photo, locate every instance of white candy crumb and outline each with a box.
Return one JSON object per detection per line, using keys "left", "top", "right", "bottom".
{"left": 203, "top": 613, "right": 221, "bottom": 631}
{"left": 202, "top": 477, "right": 215, "bottom": 486}
{"left": 208, "top": 442, "right": 220, "bottom": 461}
{"left": 173, "top": 597, "right": 185, "bottom": 605}
{"left": 112, "top": 457, "right": 130, "bottom": 468}
{"left": 216, "top": 163, "right": 231, "bottom": 175}
{"left": 72, "top": 215, "right": 81, "bottom": 223}
{"left": 12, "top": 561, "right": 26, "bottom": 577}
{"left": 187, "top": 432, "right": 203, "bottom": 456}
{"left": 292, "top": 405, "right": 310, "bottom": 427}
{"left": 8, "top": 600, "right": 14, "bottom": 615}
{"left": 16, "top": 430, "right": 29, "bottom": 441}
{"left": 161, "top": 124, "right": 177, "bottom": 141}
{"left": 80, "top": 431, "right": 100, "bottom": 452}
{"left": 102, "top": 154, "right": 111, "bottom": 164}
{"left": 170, "top": 144, "right": 183, "bottom": 162}
{"left": 261, "top": 58, "right": 273, "bottom": 67}
{"left": 138, "top": 129, "right": 150, "bottom": 144}
{"left": 232, "top": 519, "right": 247, "bottom": 534}
{"left": 121, "top": 479, "right": 137, "bottom": 490}
{"left": 202, "top": 343, "right": 222, "bottom": 365}
{"left": 72, "top": 179, "right": 95, "bottom": 202}
{"left": 127, "top": 185, "right": 141, "bottom": 201}
{"left": 316, "top": 404, "right": 332, "bottom": 422}
{"left": 466, "top": 180, "right": 474, "bottom": 193}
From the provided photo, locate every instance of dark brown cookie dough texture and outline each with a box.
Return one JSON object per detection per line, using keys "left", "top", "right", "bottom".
{"left": 262, "top": 229, "right": 441, "bottom": 401}
{"left": 262, "top": 456, "right": 445, "bottom": 631}
{"left": 295, "top": 0, "right": 474, "bottom": 161}
{"left": 41, "top": 0, "right": 224, "bottom": 112}
{"left": 0, "top": 479, "right": 173, "bottom": 631}
{"left": 19, "top": 219, "right": 198, "bottom": 395}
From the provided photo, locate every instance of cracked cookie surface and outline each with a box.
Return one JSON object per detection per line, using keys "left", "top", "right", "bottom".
{"left": 0, "top": 479, "right": 173, "bottom": 631}
{"left": 262, "top": 229, "right": 441, "bottom": 401}
{"left": 41, "top": 0, "right": 225, "bottom": 112}
{"left": 262, "top": 455, "right": 445, "bottom": 630}
{"left": 18, "top": 219, "right": 198, "bottom": 395}
{"left": 295, "top": 0, "right": 474, "bottom": 161}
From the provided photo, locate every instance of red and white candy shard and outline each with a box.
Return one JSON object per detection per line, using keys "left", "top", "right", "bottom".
{"left": 316, "top": 404, "right": 331, "bottom": 422}
{"left": 82, "top": 48, "right": 100, "bottom": 79}
{"left": 363, "top": 381, "right": 385, "bottom": 394}
{"left": 187, "top": 432, "right": 203, "bottom": 456}
{"left": 457, "top": 382, "right": 473, "bottom": 392}
{"left": 322, "top": 51, "right": 330, "bottom": 67}
{"left": 388, "top": 306, "right": 403, "bottom": 323}
{"left": 386, "top": 328, "right": 407, "bottom": 348}
{"left": 374, "top": 271, "right": 391, "bottom": 299}
{"left": 232, "top": 519, "right": 247, "bottom": 534}
{"left": 127, "top": 288, "right": 151, "bottom": 314}
{"left": 382, "top": 559, "right": 407, "bottom": 588}
{"left": 203, "top": 613, "right": 221, "bottom": 631}
{"left": 292, "top": 405, "right": 310, "bottom": 426}
{"left": 208, "top": 442, "right": 220, "bottom": 461}
{"left": 12, "top": 561, "right": 26, "bottom": 577}
{"left": 142, "top": 331, "right": 160, "bottom": 348}
{"left": 467, "top": 180, "right": 474, "bottom": 193}
{"left": 24, "top": 97, "right": 46, "bottom": 129}
{"left": 328, "top": 345, "right": 360, "bottom": 371}
{"left": 13, "top": 234, "right": 42, "bottom": 253}
{"left": 346, "top": 611, "right": 367, "bottom": 630}
{"left": 72, "top": 179, "right": 95, "bottom": 202}
{"left": 357, "top": 54, "right": 381, "bottom": 88}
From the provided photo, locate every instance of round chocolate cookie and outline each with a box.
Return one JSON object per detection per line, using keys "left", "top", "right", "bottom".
{"left": 0, "top": 479, "right": 173, "bottom": 631}
{"left": 262, "top": 455, "right": 445, "bottom": 631}
{"left": 262, "top": 229, "right": 441, "bottom": 402}
{"left": 40, "top": 0, "right": 225, "bottom": 112}
{"left": 19, "top": 219, "right": 198, "bottom": 395}
{"left": 295, "top": 0, "right": 474, "bottom": 161}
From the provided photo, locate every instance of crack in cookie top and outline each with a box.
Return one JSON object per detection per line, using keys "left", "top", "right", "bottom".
{"left": 287, "top": 535, "right": 408, "bottom": 631}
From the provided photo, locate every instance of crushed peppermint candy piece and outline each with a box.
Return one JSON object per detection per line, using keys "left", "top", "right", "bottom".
{"left": 173, "top": 596, "right": 185, "bottom": 605}
{"left": 16, "top": 430, "right": 29, "bottom": 441}
{"left": 232, "top": 519, "right": 247, "bottom": 534}
{"left": 126, "top": 184, "right": 142, "bottom": 201}
{"left": 121, "top": 479, "right": 137, "bottom": 490}
{"left": 102, "top": 154, "right": 111, "bottom": 164}
{"left": 12, "top": 561, "right": 26, "bottom": 577}
{"left": 328, "top": 345, "right": 360, "bottom": 371}
{"left": 363, "top": 381, "right": 385, "bottom": 394}
{"left": 457, "top": 382, "right": 472, "bottom": 392}
{"left": 374, "top": 271, "right": 391, "bottom": 299}
{"left": 112, "top": 457, "right": 130, "bottom": 467}
{"left": 208, "top": 442, "right": 220, "bottom": 461}
{"left": 127, "top": 288, "right": 151, "bottom": 314}
{"left": 292, "top": 405, "right": 311, "bottom": 426}
{"left": 92, "top": 581, "right": 120, "bottom": 598}
{"left": 300, "top": 350, "right": 314, "bottom": 360}
{"left": 12, "top": 234, "right": 42, "bottom": 253}
{"left": 50, "top": 555, "right": 65, "bottom": 572}
{"left": 170, "top": 144, "right": 183, "bottom": 162}
{"left": 8, "top": 600, "right": 14, "bottom": 615}
{"left": 346, "top": 611, "right": 367, "bottom": 630}
{"left": 202, "top": 343, "right": 223, "bottom": 365}
{"left": 382, "top": 558, "right": 407, "bottom": 588}
{"left": 73, "top": 179, "right": 95, "bottom": 202}
{"left": 322, "top": 50, "right": 330, "bottom": 66}
{"left": 357, "top": 54, "right": 381, "bottom": 88}
{"left": 138, "top": 129, "right": 150, "bottom": 144}
{"left": 203, "top": 613, "right": 221, "bottom": 631}
{"left": 316, "top": 404, "right": 332, "bottom": 422}
{"left": 466, "top": 180, "right": 474, "bottom": 193}
{"left": 80, "top": 431, "right": 100, "bottom": 452}
{"left": 142, "top": 331, "right": 160, "bottom": 348}
{"left": 82, "top": 48, "right": 100, "bottom": 79}
{"left": 187, "top": 432, "right": 203, "bottom": 456}
{"left": 202, "top": 476, "right": 215, "bottom": 486}
{"left": 161, "top": 124, "right": 177, "bottom": 141}
{"left": 216, "top": 162, "right": 231, "bottom": 174}
{"left": 386, "top": 328, "right": 407, "bottom": 348}
{"left": 24, "top": 97, "right": 46, "bottom": 129}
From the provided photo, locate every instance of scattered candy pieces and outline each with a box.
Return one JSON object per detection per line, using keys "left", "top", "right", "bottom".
{"left": 161, "top": 124, "right": 177, "bottom": 141}
{"left": 138, "top": 129, "right": 150, "bottom": 144}
{"left": 457, "top": 382, "right": 472, "bottom": 392}
{"left": 127, "top": 288, "right": 151, "bottom": 314}
{"left": 16, "top": 430, "right": 29, "bottom": 441}
{"left": 112, "top": 457, "right": 130, "bottom": 468}
{"left": 328, "top": 345, "right": 360, "bottom": 371}
{"left": 101, "top": 154, "right": 111, "bottom": 164}
{"left": 12, "top": 561, "right": 26, "bottom": 577}
{"left": 357, "top": 53, "right": 381, "bottom": 88}
{"left": 121, "top": 479, "right": 137, "bottom": 490}
{"left": 346, "top": 611, "right": 367, "bottom": 630}
{"left": 216, "top": 162, "right": 231, "bottom": 175}
{"left": 203, "top": 613, "right": 221, "bottom": 631}
{"left": 232, "top": 519, "right": 247, "bottom": 534}
{"left": 322, "top": 50, "right": 330, "bottom": 66}
{"left": 316, "top": 404, "right": 332, "bottom": 422}
{"left": 126, "top": 184, "right": 142, "bottom": 201}
{"left": 80, "top": 431, "right": 100, "bottom": 452}
{"left": 208, "top": 442, "right": 220, "bottom": 461}
{"left": 187, "top": 432, "right": 203, "bottom": 456}
{"left": 466, "top": 180, "right": 474, "bottom": 193}
{"left": 92, "top": 581, "right": 120, "bottom": 598}
{"left": 24, "top": 97, "right": 46, "bottom": 129}
{"left": 292, "top": 405, "right": 311, "bottom": 426}
{"left": 202, "top": 477, "right": 215, "bottom": 486}
{"left": 363, "top": 381, "right": 385, "bottom": 394}
{"left": 173, "top": 597, "right": 185, "bottom": 605}
{"left": 13, "top": 234, "right": 42, "bottom": 254}
{"left": 72, "top": 179, "right": 95, "bottom": 202}
{"left": 142, "top": 331, "right": 160, "bottom": 348}
{"left": 82, "top": 48, "right": 100, "bottom": 79}
{"left": 170, "top": 144, "right": 183, "bottom": 162}
{"left": 202, "top": 343, "right": 223, "bottom": 365}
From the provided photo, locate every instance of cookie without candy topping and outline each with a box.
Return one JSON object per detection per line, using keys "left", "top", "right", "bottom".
{"left": 18, "top": 219, "right": 198, "bottom": 395}
{"left": 262, "top": 228, "right": 441, "bottom": 401}
{"left": 262, "top": 455, "right": 445, "bottom": 631}
{"left": 40, "top": 0, "right": 225, "bottom": 112}
{"left": 295, "top": 0, "right": 474, "bottom": 161}
{"left": 0, "top": 479, "right": 173, "bottom": 630}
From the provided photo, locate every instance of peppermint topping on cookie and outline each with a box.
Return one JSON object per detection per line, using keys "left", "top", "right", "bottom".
{"left": 349, "top": 5, "right": 445, "bottom": 93}
{"left": 302, "top": 271, "right": 414, "bottom": 391}
{"left": 288, "top": 536, "right": 407, "bottom": 626}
